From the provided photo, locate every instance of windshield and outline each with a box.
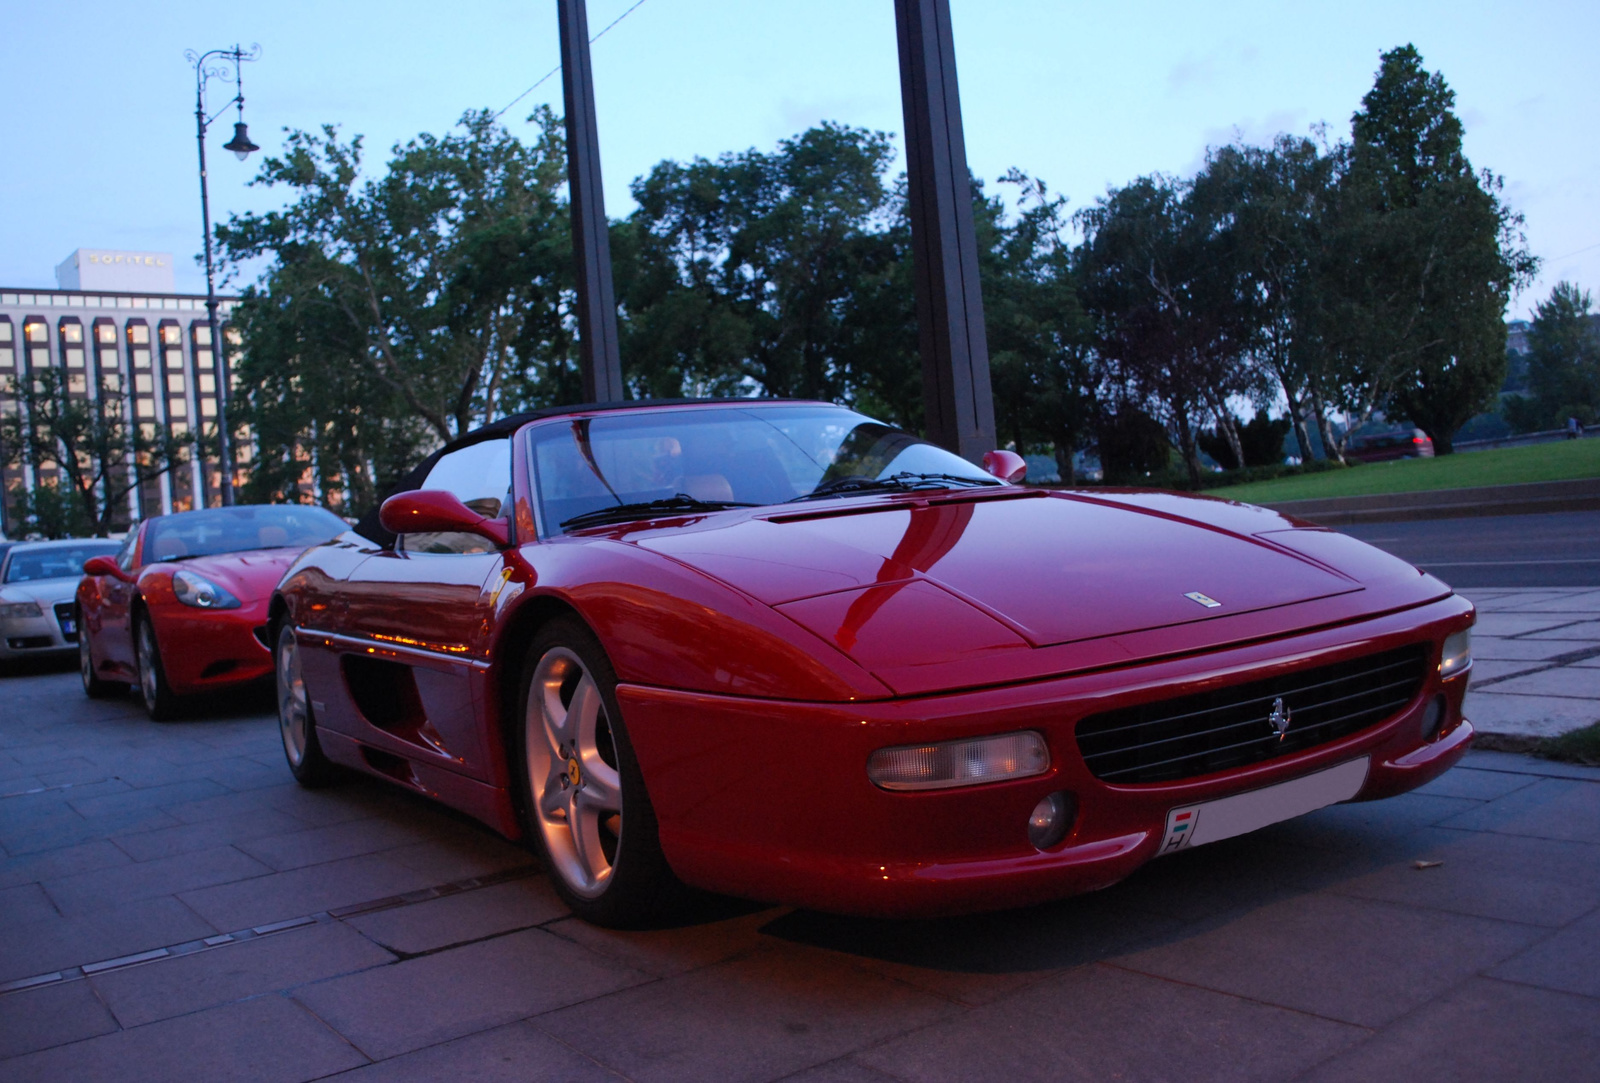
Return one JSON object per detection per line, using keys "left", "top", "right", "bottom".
{"left": 142, "top": 505, "right": 347, "bottom": 563}
{"left": 3, "top": 541, "right": 120, "bottom": 583}
{"left": 529, "top": 405, "right": 994, "bottom": 533}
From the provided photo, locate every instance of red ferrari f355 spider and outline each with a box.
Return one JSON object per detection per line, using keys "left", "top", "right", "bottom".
{"left": 269, "top": 400, "right": 1475, "bottom": 925}
{"left": 77, "top": 504, "right": 349, "bottom": 719}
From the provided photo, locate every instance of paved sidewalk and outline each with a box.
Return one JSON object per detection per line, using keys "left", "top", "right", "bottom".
{"left": 3, "top": 649, "right": 1599, "bottom": 1080}
{"left": 1462, "top": 588, "right": 1600, "bottom": 737}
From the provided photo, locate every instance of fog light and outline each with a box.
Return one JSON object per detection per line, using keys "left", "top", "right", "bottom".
{"left": 1420, "top": 695, "right": 1447, "bottom": 741}
{"left": 1440, "top": 628, "right": 1472, "bottom": 678}
{"left": 867, "top": 731, "right": 1049, "bottom": 791}
{"left": 1028, "top": 791, "right": 1076, "bottom": 850}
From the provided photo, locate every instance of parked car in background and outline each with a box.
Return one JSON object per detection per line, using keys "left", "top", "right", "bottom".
{"left": 77, "top": 505, "right": 348, "bottom": 718}
{"left": 269, "top": 399, "right": 1475, "bottom": 927}
{"left": 0, "top": 538, "right": 122, "bottom": 668}
{"left": 1345, "top": 427, "right": 1435, "bottom": 462}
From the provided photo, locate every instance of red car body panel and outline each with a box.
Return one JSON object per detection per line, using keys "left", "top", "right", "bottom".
{"left": 78, "top": 523, "right": 295, "bottom": 696}
{"left": 271, "top": 403, "right": 1476, "bottom": 917}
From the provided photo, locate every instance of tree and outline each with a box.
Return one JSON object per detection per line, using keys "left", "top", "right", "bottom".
{"left": 0, "top": 366, "right": 189, "bottom": 536}
{"left": 1336, "top": 45, "right": 1536, "bottom": 454}
{"left": 1076, "top": 174, "right": 1261, "bottom": 485}
{"left": 1524, "top": 282, "right": 1600, "bottom": 428}
{"left": 615, "top": 123, "right": 905, "bottom": 407}
{"left": 219, "top": 108, "right": 575, "bottom": 449}
{"left": 980, "top": 172, "right": 1095, "bottom": 480}
{"left": 218, "top": 108, "right": 576, "bottom": 514}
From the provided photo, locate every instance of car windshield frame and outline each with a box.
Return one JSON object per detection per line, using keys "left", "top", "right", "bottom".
{"left": 1, "top": 540, "right": 121, "bottom": 584}
{"left": 139, "top": 505, "right": 348, "bottom": 565}
{"left": 525, "top": 403, "right": 997, "bottom": 537}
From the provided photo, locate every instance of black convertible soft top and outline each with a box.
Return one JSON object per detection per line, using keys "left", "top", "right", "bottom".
{"left": 351, "top": 397, "right": 810, "bottom": 546}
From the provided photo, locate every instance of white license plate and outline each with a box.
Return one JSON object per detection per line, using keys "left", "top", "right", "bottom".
{"left": 1158, "top": 758, "right": 1369, "bottom": 855}
{"left": 60, "top": 619, "right": 76, "bottom": 634}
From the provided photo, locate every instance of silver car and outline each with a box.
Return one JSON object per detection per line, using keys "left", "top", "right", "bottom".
{"left": 0, "top": 538, "right": 122, "bottom": 665}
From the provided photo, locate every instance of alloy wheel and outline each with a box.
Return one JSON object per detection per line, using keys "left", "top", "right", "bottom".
{"left": 78, "top": 628, "right": 94, "bottom": 691}
{"left": 526, "top": 646, "right": 623, "bottom": 899}
{"left": 277, "top": 627, "right": 309, "bottom": 767}
{"left": 136, "top": 621, "right": 160, "bottom": 710}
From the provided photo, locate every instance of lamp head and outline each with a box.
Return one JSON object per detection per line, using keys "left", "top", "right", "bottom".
{"left": 222, "top": 121, "right": 259, "bottom": 161}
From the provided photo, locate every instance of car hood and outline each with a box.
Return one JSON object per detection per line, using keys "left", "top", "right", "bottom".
{"left": 146, "top": 548, "right": 300, "bottom": 604}
{"left": 0, "top": 577, "right": 80, "bottom": 607}
{"left": 632, "top": 489, "right": 1450, "bottom": 694}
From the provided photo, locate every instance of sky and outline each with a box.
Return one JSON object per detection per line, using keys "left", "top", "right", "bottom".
{"left": 2, "top": 0, "right": 1595, "bottom": 320}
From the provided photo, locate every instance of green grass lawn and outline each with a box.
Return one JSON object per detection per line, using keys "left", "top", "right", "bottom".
{"left": 1219, "top": 438, "right": 1600, "bottom": 504}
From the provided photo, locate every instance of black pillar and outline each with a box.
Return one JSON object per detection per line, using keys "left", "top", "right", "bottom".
{"left": 558, "top": 0, "right": 625, "bottom": 403}
{"left": 894, "top": 0, "right": 996, "bottom": 462}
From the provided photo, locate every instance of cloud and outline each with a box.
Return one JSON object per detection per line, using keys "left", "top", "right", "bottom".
{"left": 1166, "top": 43, "right": 1262, "bottom": 96}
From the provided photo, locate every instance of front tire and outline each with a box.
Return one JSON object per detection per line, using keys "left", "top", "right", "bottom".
{"left": 516, "top": 616, "right": 679, "bottom": 926}
{"left": 78, "top": 617, "right": 120, "bottom": 698}
{"left": 275, "top": 623, "right": 336, "bottom": 787}
{"left": 134, "top": 614, "right": 181, "bottom": 721}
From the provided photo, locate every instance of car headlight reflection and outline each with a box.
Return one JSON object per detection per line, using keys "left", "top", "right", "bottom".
{"left": 172, "top": 570, "right": 242, "bottom": 610}
{"left": 867, "top": 731, "right": 1050, "bottom": 791}
{"left": 1440, "top": 628, "right": 1472, "bottom": 678}
{"left": 0, "top": 600, "right": 44, "bottom": 620}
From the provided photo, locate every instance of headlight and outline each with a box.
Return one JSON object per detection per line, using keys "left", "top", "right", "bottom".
{"left": 0, "top": 600, "right": 43, "bottom": 619}
{"left": 1440, "top": 628, "right": 1472, "bottom": 678}
{"left": 867, "top": 731, "right": 1050, "bottom": 791}
{"left": 172, "top": 570, "right": 241, "bottom": 610}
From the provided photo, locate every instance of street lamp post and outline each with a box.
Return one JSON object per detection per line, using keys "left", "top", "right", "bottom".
{"left": 185, "top": 44, "right": 260, "bottom": 507}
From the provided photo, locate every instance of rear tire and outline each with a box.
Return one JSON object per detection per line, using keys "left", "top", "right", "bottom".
{"left": 134, "top": 614, "right": 181, "bottom": 721}
{"left": 515, "top": 616, "right": 681, "bottom": 927}
{"left": 78, "top": 618, "right": 120, "bottom": 699}
{"left": 275, "top": 623, "right": 336, "bottom": 787}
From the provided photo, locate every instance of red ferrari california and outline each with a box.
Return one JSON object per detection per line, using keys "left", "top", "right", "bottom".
{"left": 77, "top": 504, "right": 348, "bottom": 719}
{"left": 270, "top": 399, "right": 1475, "bottom": 925}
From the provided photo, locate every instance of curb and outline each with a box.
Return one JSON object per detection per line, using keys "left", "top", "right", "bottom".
{"left": 1261, "top": 477, "right": 1600, "bottom": 526}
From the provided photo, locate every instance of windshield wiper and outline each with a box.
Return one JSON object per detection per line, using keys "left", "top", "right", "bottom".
{"left": 560, "top": 494, "right": 759, "bottom": 531}
{"left": 789, "top": 472, "right": 999, "bottom": 503}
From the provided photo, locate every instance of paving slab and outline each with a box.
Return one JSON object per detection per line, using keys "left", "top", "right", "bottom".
{"left": 1296, "top": 977, "right": 1600, "bottom": 1083}
{"left": 320, "top": 1019, "right": 624, "bottom": 1082}
{"left": 1320, "top": 826, "right": 1600, "bottom": 926}
{"left": 0, "top": 992, "right": 368, "bottom": 1083}
{"left": 346, "top": 878, "right": 569, "bottom": 956}
{"left": 538, "top": 944, "right": 958, "bottom": 1083}
{"left": 1440, "top": 777, "right": 1600, "bottom": 843}
{"left": 1108, "top": 892, "right": 1543, "bottom": 1028}
{"left": 235, "top": 816, "right": 465, "bottom": 872}
{"left": 0, "top": 978, "right": 119, "bottom": 1059}
{"left": 90, "top": 919, "right": 397, "bottom": 1028}
{"left": 545, "top": 902, "right": 775, "bottom": 980}
{"left": 294, "top": 927, "right": 651, "bottom": 1060}
{"left": 1481, "top": 666, "right": 1600, "bottom": 698}
{"left": 41, "top": 843, "right": 271, "bottom": 916}
{"left": 1486, "top": 906, "right": 1600, "bottom": 997}
{"left": 1469, "top": 636, "right": 1594, "bottom": 661}
{"left": 0, "top": 881, "right": 60, "bottom": 925}
{"left": 0, "top": 895, "right": 218, "bottom": 984}
{"left": 1464, "top": 691, "right": 1600, "bottom": 737}
{"left": 176, "top": 852, "right": 457, "bottom": 931}
{"left": 856, "top": 962, "right": 1367, "bottom": 1083}
{"left": 109, "top": 806, "right": 312, "bottom": 862}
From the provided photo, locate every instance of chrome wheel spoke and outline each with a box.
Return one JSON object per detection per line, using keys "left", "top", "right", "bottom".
{"left": 539, "top": 770, "right": 569, "bottom": 818}
{"left": 567, "top": 796, "right": 608, "bottom": 886}
{"left": 575, "top": 764, "right": 621, "bottom": 812}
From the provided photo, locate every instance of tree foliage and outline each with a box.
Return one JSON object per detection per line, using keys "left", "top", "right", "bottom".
{"left": 1523, "top": 282, "right": 1600, "bottom": 428}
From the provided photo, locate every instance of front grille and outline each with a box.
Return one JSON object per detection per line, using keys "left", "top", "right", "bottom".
{"left": 1075, "top": 645, "right": 1428, "bottom": 784}
{"left": 53, "top": 603, "right": 77, "bottom": 643}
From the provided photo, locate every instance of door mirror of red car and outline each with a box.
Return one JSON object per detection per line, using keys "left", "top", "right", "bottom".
{"left": 82, "top": 555, "right": 133, "bottom": 582}
{"left": 982, "top": 449, "right": 1027, "bottom": 484}
{"left": 379, "top": 490, "right": 510, "bottom": 548}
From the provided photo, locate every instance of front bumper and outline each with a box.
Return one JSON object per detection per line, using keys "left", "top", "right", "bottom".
{"left": 0, "top": 605, "right": 76, "bottom": 658}
{"left": 149, "top": 602, "right": 275, "bottom": 694}
{"left": 620, "top": 594, "right": 1475, "bottom": 917}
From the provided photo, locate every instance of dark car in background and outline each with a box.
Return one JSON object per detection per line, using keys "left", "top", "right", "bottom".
{"left": 1345, "top": 427, "right": 1435, "bottom": 463}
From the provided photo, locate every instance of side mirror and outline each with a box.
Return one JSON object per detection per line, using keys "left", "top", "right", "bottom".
{"left": 379, "top": 490, "right": 510, "bottom": 548}
{"left": 83, "top": 555, "right": 133, "bottom": 582}
{"left": 982, "top": 449, "right": 1027, "bottom": 484}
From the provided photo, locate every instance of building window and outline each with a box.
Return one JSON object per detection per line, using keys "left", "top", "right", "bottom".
{"left": 168, "top": 398, "right": 187, "bottom": 419}
{"left": 137, "top": 400, "right": 155, "bottom": 418}
{"left": 135, "top": 374, "right": 154, "bottom": 393}
{"left": 167, "top": 373, "right": 186, "bottom": 394}
{"left": 24, "top": 321, "right": 47, "bottom": 343}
